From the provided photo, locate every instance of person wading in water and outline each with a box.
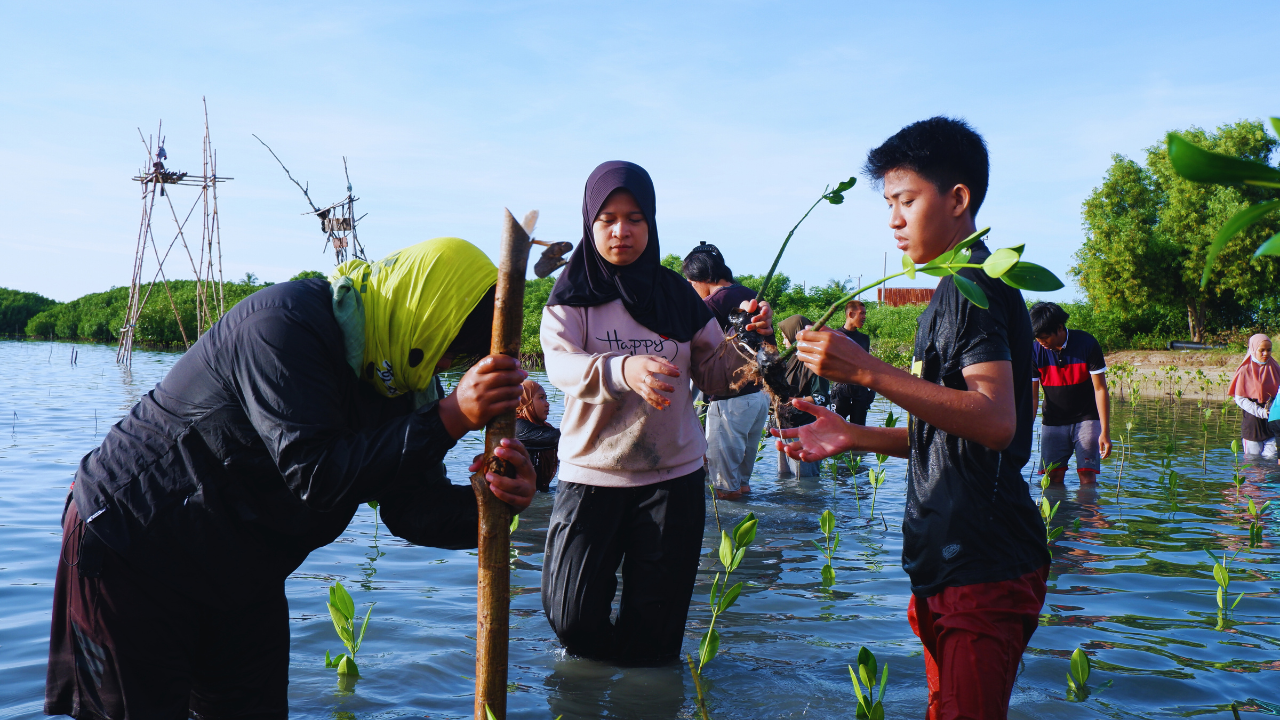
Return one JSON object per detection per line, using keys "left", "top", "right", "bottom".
{"left": 46, "top": 237, "right": 536, "bottom": 719}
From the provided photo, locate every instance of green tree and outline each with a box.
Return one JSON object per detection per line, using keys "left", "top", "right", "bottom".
{"left": 1074, "top": 120, "right": 1280, "bottom": 341}
{"left": 290, "top": 270, "right": 327, "bottom": 281}
{"left": 0, "top": 288, "right": 58, "bottom": 335}
{"left": 661, "top": 253, "right": 683, "bottom": 274}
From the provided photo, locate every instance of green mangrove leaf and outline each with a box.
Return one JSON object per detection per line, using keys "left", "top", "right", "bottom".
{"left": 918, "top": 265, "right": 952, "bottom": 277}
{"left": 820, "top": 509, "right": 836, "bottom": 536}
{"left": 485, "top": 705, "right": 498, "bottom": 720}
{"left": 982, "top": 248, "right": 1021, "bottom": 278}
{"left": 824, "top": 177, "right": 857, "bottom": 204}
{"left": 951, "top": 273, "right": 989, "bottom": 309}
{"left": 718, "top": 531, "right": 734, "bottom": 569}
{"left": 810, "top": 538, "right": 824, "bottom": 551}
{"left": 1213, "top": 563, "right": 1228, "bottom": 588}
{"left": 1067, "top": 673, "right": 1078, "bottom": 693}
{"left": 884, "top": 410, "right": 897, "bottom": 429}
{"left": 328, "top": 604, "right": 352, "bottom": 643}
{"left": 325, "top": 650, "right": 342, "bottom": 668}
{"left": 858, "top": 647, "right": 877, "bottom": 686}
{"left": 337, "top": 654, "right": 359, "bottom": 677}
{"left": 1254, "top": 230, "right": 1280, "bottom": 258}
{"left": 1070, "top": 647, "right": 1090, "bottom": 685}
{"left": 849, "top": 665, "right": 866, "bottom": 702}
{"left": 870, "top": 704, "right": 884, "bottom": 720}
{"left": 1217, "top": 586, "right": 1225, "bottom": 607}
{"left": 821, "top": 564, "right": 835, "bottom": 586}
{"left": 331, "top": 581, "right": 355, "bottom": 620}
{"left": 1249, "top": 498, "right": 1258, "bottom": 515}
{"left": 831, "top": 533, "right": 840, "bottom": 552}
{"left": 834, "top": 177, "right": 857, "bottom": 194}
{"left": 901, "top": 253, "right": 916, "bottom": 279}
{"left": 731, "top": 546, "right": 746, "bottom": 571}
{"left": 355, "top": 603, "right": 374, "bottom": 653}
{"left": 1000, "top": 262, "right": 1064, "bottom": 291}
{"left": 709, "top": 573, "right": 722, "bottom": 606}
{"left": 509, "top": 514, "right": 520, "bottom": 533}
{"left": 1048, "top": 526, "right": 1064, "bottom": 542}
{"left": 1199, "top": 199, "right": 1280, "bottom": 285}
{"left": 1205, "top": 548, "right": 1219, "bottom": 565}
{"left": 1233, "top": 592, "right": 1245, "bottom": 609}
{"left": 734, "top": 513, "right": 758, "bottom": 547}
{"left": 699, "top": 628, "right": 720, "bottom": 668}
{"left": 367, "top": 500, "right": 378, "bottom": 510}
{"left": 954, "top": 227, "right": 991, "bottom": 255}
{"left": 719, "top": 581, "right": 743, "bottom": 612}
{"left": 1231, "top": 439, "right": 1242, "bottom": 454}
{"left": 1168, "top": 133, "right": 1280, "bottom": 188}
{"left": 877, "top": 662, "right": 888, "bottom": 702}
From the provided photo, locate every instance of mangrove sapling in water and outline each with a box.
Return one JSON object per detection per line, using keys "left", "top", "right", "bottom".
{"left": 687, "top": 511, "right": 758, "bottom": 715}
{"left": 1205, "top": 548, "right": 1245, "bottom": 629}
{"left": 848, "top": 646, "right": 889, "bottom": 720}
{"left": 1039, "top": 469, "right": 1064, "bottom": 543}
{"left": 1201, "top": 406, "right": 1214, "bottom": 470}
{"left": 1066, "top": 647, "right": 1091, "bottom": 701}
{"left": 812, "top": 509, "right": 840, "bottom": 586}
{"left": 324, "top": 580, "right": 373, "bottom": 684}
{"left": 1230, "top": 439, "right": 1244, "bottom": 500}
{"left": 845, "top": 452, "right": 863, "bottom": 517}
{"left": 1247, "top": 498, "right": 1270, "bottom": 547}
{"left": 867, "top": 411, "right": 897, "bottom": 519}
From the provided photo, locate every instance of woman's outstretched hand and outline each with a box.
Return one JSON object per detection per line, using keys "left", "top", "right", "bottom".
{"left": 740, "top": 298, "right": 774, "bottom": 336}
{"left": 770, "top": 399, "right": 857, "bottom": 462}
{"left": 623, "top": 355, "right": 681, "bottom": 410}
{"left": 469, "top": 438, "right": 537, "bottom": 511}
{"left": 440, "top": 355, "right": 528, "bottom": 439}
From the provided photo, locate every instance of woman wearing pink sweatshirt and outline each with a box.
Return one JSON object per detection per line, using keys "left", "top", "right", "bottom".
{"left": 540, "top": 161, "right": 772, "bottom": 664}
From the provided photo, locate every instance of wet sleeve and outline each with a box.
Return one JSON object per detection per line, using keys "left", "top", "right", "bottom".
{"left": 951, "top": 277, "right": 1012, "bottom": 372}
{"left": 542, "top": 305, "right": 631, "bottom": 403}
{"left": 690, "top": 319, "right": 748, "bottom": 397}
{"left": 376, "top": 466, "right": 478, "bottom": 550}
{"left": 230, "top": 307, "right": 459, "bottom": 512}
{"left": 1087, "top": 336, "right": 1107, "bottom": 374}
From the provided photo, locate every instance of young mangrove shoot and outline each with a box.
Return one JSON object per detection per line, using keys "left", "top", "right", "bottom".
{"left": 849, "top": 646, "right": 889, "bottom": 720}
{"left": 812, "top": 509, "right": 841, "bottom": 587}
{"left": 324, "top": 580, "right": 373, "bottom": 681}
{"left": 687, "top": 513, "right": 758, "bottom": 719}
{"left": 1248, "top": 498, "right": 1271, "bottom": 547}
{"left": 1039, "top": 468, "right": 1063, "bottom": 543}
{"left": 1066, "top": 647, "right": 1092, "bottom": 702}
{"left": 755, "top": 178, "right": 857, "bottom": 304}
{"left": 1205, "top": 548, "right": 1245, "bottom": 629}
{"left": 867, "top": 412, "right": 897, "bottom": 520}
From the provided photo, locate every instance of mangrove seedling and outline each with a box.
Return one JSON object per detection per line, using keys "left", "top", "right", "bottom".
{"left": 1248, "top": 498, "right": 1271, "bottom": 547}
{"left": 1201, "top": 407, "right": 1214, "bottom": 470}
{"left": 845, "top": 452, "right": 863, "bottom": 517}
{"left": 1066, "top": 647, "right": 1091, "bottom": 701}
{"left": 849, "top": 646, "right": 889, "bottom": 720}
{"left": 698, "top": 512, "right": 758, "bottom": 672}
{"left": 812, "top": 509, "right": 840, "bottom": 586}
{"left": 867, "top": 411, "right": 897, "bottom": 519}
{"left": 324, "top": 580, "right": 373, "bottom": 680}
{"left": 1230, "top": 439, "right": 1244, "bottom": 500}
{"left": 755, "top": 178, "right": 857, "bottom": 305}
{"left": 1039, "top": 469, "right": 1063, "bottom": 543}
{"left": 368, "top": 500, "right": 379, "bottom": 539}
{"left": 1205, "top": 548, "right": 1245, "bottom": 624}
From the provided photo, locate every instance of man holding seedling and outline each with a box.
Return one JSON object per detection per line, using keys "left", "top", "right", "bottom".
{"left": 1028, "top": 301, "right": 1111, "bottom": 484}
{"left": 773, "top": 117, "right": 1050, "bottom": 719}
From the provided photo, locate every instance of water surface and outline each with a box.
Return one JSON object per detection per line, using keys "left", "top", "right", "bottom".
{"left": 1, "top": 340, "right": 1277, "bottom": 718}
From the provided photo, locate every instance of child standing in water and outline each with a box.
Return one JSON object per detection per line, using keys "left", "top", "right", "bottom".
{"left": 516, "top": 379, "right": 560, "bottom": 492}
{"left": 540, "top": 160, "right": 772, "bottom": 664}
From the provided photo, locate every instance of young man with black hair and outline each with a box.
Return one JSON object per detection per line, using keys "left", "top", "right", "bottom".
{"left": 773, "top": 116, "right": 1049, "bottom": 719}
{"left": 1028, "top": 301, "right": 1111, "bottom": 484}
{"left": 682, "top": 242, "right": 769, "bottom": 500}
{"left": 831, "top": 299, "right": 876, "bottom": 426}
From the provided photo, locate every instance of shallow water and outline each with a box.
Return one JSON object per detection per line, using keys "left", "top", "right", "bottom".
{"left": 1, "top": 339, "right": 1277, "bottom": 719}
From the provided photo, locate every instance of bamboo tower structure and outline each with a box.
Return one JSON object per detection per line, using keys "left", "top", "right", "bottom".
{"left": 254, "top": 135, "right": 367, "bottom": 265}
{"left": 117, "top": 99, "right": 231, "bottom": 366}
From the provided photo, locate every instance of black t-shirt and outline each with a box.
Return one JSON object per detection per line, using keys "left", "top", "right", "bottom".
{"left": 1032, "top": 329, "right": 1106, "bottom": 426}
{"left": 832, "top": 328, "right": 875, "bottom": 414}
{"left": 703, "top": 283, "right": 761, "bottom": 399}
{"left": 903, "top": 242, "right": 1050, "bottom": 597}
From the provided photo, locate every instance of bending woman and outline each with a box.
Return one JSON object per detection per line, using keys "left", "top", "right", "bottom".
{"left": 540, "top": 161, "right": 772, "bottom": 664}
{"left": 1229, "top": 333, "right": 1280, "bottom": 458}
{"left": 46, "top": 238, "right": 536, "bottom": 719}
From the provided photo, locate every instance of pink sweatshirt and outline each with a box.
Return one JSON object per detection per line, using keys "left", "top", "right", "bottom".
{"left": 541, "top": 299, "right": 749, "bottom": 488}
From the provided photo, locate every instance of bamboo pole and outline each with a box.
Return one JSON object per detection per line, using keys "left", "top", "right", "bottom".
{"left": 471, "top": 209, "right": 531, "bottom": 720}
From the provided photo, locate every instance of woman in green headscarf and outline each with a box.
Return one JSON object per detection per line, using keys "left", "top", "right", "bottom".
{"left": 46, "top": 237, "right": 535, "bottom": 719}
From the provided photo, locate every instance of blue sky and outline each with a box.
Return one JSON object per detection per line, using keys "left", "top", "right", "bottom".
{"left": 3, "top": 1, "right": 1277, "bottom": 302}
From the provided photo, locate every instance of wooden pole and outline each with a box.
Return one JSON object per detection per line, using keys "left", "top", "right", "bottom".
{"left": 471, "top": 209, "right": 532, "bottom": 720}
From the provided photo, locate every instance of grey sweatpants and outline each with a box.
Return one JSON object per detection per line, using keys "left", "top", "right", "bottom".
{"left": 705, "top": 392, "right": 770, "bottom": 492}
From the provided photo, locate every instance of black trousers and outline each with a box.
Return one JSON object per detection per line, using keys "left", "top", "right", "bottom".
{"left": 541, "top": 470, "right": 706, "bottom": 664}
{"left": 46, "top": 502, "right": 289, "bottom": 720}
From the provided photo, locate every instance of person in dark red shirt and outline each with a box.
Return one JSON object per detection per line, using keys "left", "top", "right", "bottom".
{"left": 1029, "top": 302, "right": 1111, "bottom": 484}
{"left": 682, "top": 242, "right": 770, "bottom": 500}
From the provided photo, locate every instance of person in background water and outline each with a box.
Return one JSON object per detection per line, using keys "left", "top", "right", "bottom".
{"left": 46, "top": 238, "right": 536, "bottom": 719}
{"left": 1029, "top": 301, "right": 1111, "bottom": 484}
{"left": 830, "top": 299, "right": 876, "bottom": 426}
{"left": 774, "top": 314, "right": 829, "bottom": 479}
{"left": 682, "top": 241, "right": 770, "bottom": 501}
{"left": 1229, "top": 333, "right": 1279, "bottom": 459}
{"left": 539, "top": 160, "right": 772, "bottom": 665}
{"left": 516, "top": 379, "right": 560, "bottom": 492}
{"left": 774, "top": 117, "right": 1049, "bottom": 719}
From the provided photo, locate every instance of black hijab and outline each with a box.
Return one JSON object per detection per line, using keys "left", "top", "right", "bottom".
{"left": 546, "top": 160, "right": 714, "bottom": 343}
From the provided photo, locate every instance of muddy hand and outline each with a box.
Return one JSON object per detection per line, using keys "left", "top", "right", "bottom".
{"left": 795, "top": 327, "right": 870, "bottom": 386}
{"left": 623, "top": 355, "right": 680, "bottom": 410}
{"left": 439, "top": 355, "right": 528, "bottom": 438}
{"left": 469, "top": 438, "right": 536, "bottom": 511}
{"left": 739, "top": 298, "right": 774, "bottom": 336}
{"left": 770, "top": 399, "right": 857, "bottom": 462}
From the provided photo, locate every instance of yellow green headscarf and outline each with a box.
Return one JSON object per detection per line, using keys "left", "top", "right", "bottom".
{"left": 330, "top": 237, "right": 498, "bottom": 399}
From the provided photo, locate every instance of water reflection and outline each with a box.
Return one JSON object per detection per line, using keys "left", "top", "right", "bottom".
{"left": 545, "top": 658, "right": 686, "bottom": 720}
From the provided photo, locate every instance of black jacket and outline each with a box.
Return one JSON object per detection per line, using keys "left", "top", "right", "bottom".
{"left": 72, "top": 279, "right": 476, "bottom": 597}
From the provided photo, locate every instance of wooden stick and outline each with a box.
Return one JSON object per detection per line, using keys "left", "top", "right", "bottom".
{"left": 471, "top": 208, "right": 532, "bottom": 720}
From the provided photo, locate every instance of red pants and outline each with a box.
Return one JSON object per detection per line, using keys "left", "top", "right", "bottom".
{"left": 908, "top": 566, "right": 1049, "bottom": 720}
